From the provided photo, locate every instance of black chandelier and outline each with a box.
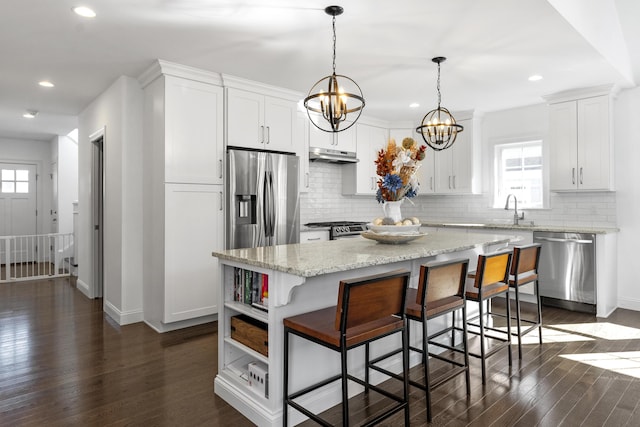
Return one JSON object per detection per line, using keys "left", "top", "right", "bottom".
{"left": 304, "top": 5, "right": 365, "bottom": 133}
{"left": 416, "top": 57, "right": 463, "bottom": 151}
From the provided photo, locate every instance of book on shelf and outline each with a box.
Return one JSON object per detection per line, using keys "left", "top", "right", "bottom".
{"left": 233, "top": 267, "right": 269, "bottom": 311}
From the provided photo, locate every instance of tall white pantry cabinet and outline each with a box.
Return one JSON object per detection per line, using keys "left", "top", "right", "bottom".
{"left": 140, "top": 60, "right": 224, "bottom": 332}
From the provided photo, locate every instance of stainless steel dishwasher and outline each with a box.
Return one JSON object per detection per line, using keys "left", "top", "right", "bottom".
{"left": 533, "top": 231, "right": 596, "bottom": 314}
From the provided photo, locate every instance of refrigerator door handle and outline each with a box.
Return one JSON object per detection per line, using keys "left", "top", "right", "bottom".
{"left": 267, "top": 171, "right": 276, "bottom": 238}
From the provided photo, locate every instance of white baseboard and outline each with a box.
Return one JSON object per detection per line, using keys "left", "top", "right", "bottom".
{"left": 616, "top": 297, "right": 640, "bottom": 313}
{"left": 104, "top": 300, "right": 144, "bottom": 325}
{"left": 144, "top": 314, "right": 217, "bottom": 333}
{"left": 76, "top": 278, "right": 91, "bottom": 298}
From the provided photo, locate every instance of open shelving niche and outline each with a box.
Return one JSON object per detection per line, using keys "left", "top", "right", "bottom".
{"left": 221, "top": 263, "right": 270, "bottom": 402}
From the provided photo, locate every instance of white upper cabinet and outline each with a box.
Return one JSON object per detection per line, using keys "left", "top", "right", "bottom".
{"left": 308, "top": 121, "right": 357, "bottom": 152}
{"left": 389, "top": 128, "right": 435, "bottom": 195}
{"left": 161, "top": 75, "right": 224, "bottom": 184}
{"left": 432, "top": 117, "right": 477, "bottom": 194}
{"left": 342, "top": 123, "right": 388, "bottom": 195}
{"left": 549, "top": 94, "right": 613, "bottom": 191}
{"left": 227, "top": 87, "right": 297, "bottom": 153}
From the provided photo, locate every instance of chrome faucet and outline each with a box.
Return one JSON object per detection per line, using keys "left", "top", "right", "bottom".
{"left": 504, "top": 194, "right": 525, "bottom": 225}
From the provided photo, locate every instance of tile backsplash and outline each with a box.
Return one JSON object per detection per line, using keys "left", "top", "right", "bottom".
{"left": 300, "top": 162, "right": 617, "bottom": 228}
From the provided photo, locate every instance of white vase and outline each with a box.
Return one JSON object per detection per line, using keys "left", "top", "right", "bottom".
{"left": 382, "top": 200, "right": 403, "bottom": 223}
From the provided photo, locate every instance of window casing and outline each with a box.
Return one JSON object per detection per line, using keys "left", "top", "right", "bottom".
{"left": 494, "top": 141, "right": 543, "bottom": 209}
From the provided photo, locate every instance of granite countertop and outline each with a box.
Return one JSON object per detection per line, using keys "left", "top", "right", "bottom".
{"left": 212, "top": 230, "right": 517, "bottom": 278}
{"left": 420, "top": 220, "right": 619, "bottom": 234}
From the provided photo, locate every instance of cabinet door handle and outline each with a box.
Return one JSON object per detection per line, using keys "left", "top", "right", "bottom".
{"left": 305, "top": 172, "right": 309, "bottom": 188}
{"left": 448, "top": 176, "right": 452, "bottom": 189}
{"left": 260, "top": 125, "right": 264, "bottom": 144}
{"left": 572, "top": 168, "right": 575, "bottom": 185}
{"left": 370, "top": 177, "right": 375, "bottom": 190}
{"left": 453, "top": 175, "right": 456, "bottom": 189}
{"left": 219, "top": 159, "right": 223, "bottom": 179}
{"left": 579, "top": 167, "right": 583, "bottom": 185}
{"left": 306, "top": 237, "right": 321, "bottom": 241}
{"left": 266, "top": 126, "right": 270, "bottom": 144}
{"left": 219, "top": 192, "right": 223, "bottom": 211}
{"left": 430, "top": 176, "right": 433, "bottom": 190}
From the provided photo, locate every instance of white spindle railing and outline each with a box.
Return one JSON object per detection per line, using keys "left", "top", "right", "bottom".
{"left": 0, "top": 233, "right": 74, "bottom": 282}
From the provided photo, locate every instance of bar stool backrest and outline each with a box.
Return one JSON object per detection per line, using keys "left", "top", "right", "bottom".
{"left": 417, "top": 259, "right": 469, "bottom": 305}
{"left": 473, "top": 251, "right": 512, "bottom": 289}
{"left": 510, "top": 244, "right": 542, "bottom": 276}
{"left": 335, "top": 270, "right": 410, "bottom": 332}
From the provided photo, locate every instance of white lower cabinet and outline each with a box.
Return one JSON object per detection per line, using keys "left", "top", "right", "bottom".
{"left": 163, "top": 183, "right": 223, "bottom": 323}
{"left": 300, "top": 229, "right": 329, "bottom": 243}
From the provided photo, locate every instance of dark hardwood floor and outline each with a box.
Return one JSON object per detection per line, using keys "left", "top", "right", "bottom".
{"left": 2, "top": 277, "right": 640, "bottom": 426}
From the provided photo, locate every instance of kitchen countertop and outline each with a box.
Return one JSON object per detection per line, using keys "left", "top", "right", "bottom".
{"left": 419, "top": 220, "right": 619, "bottom": 234}
{"left": 212, "top": 230, "right": 517, "bottom": 278}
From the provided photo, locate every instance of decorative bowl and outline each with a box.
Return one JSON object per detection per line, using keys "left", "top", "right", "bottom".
{"left": 366, "top": 223, "right": 421, "bottom": 233}
{"left": 361, "top": 231, "right": 427, "bottom": 244}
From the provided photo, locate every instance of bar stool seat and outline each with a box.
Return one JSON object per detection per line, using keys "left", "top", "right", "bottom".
{"left": 283, "top": 270, "right": 411, "bottom": 427}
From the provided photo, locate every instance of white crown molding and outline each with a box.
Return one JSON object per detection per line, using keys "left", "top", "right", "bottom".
{"left": 138, "top": 59, "right": 223, "bottom": 88}
{"left": 221, "top": 74, "right": 303, "bottom": 101}
{"left": 542, "top": 84, "right": 617, "bottom": 104}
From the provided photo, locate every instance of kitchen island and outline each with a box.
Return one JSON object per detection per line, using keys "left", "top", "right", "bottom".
{"left": 212, "top": 230, "right": 518, "bottom": 426}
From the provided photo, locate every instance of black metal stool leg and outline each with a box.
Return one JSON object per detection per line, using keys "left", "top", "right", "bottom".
{"left": 283, "top": 328, "right": 290, "bottom": 427}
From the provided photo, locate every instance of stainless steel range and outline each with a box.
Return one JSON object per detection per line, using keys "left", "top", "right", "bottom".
{"left": 304, "top": 221, "right": 367, "bottom": 240}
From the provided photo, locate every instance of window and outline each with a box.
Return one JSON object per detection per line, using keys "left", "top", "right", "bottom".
{"left": 494, "top": 141, "right": 543, "bottom": 209}
{"left": 1, "top": 169, "right": 29, "bottom": 193}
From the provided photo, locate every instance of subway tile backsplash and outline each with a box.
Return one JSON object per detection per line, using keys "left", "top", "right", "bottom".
{"left": 300, "top": 162, "right": 617, "bottom": 228}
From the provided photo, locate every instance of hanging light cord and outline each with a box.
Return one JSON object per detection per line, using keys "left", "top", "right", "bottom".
{"left": 332, "top": 15, "right": 337, "bottom": 75}
{"left": 436, "top": 61, "right": 442, "bottom": 109}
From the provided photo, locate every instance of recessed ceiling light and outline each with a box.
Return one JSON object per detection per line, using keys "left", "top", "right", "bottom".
{"left": 528, "top": 75, "right": 543, "bottom": 82}
{"left": 73, "top": 6, "right": 96, "bottom": 18}
{"left": 23, "top": 110, "right": 38, "bottom": 119}
{"left": 409, "top": 103, "right": 420, "bottom": 108}
{"left": 39, "top": 81, "right": 54, "bottom": 88}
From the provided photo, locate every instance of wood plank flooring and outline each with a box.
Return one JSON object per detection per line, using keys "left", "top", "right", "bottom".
{"left": 2, "top": 277, "right": 640, "bottom": 426}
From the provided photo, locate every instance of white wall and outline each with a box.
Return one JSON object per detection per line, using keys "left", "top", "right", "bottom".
{"left": 50, "top": 133, "right": 78, "bottom": 235}
{"left": 614, "top": 86, "right": 640, "bottom": 311}
{"left": 77, "top": 75, "right": 144, "bottom": 324}
{"left": 0, "top": 137, "right": 52, "bottom": 234}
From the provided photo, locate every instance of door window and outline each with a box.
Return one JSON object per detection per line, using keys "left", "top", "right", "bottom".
{"left": 1, "top": 169, "right": 29, "bottom": 193}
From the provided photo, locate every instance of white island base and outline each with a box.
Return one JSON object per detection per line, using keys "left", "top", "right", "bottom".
{"left": 212, "top": 230, "right": 518, "bottom": 426}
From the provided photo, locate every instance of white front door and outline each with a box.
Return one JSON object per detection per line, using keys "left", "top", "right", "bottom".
{"left": 0, "top": 163, "right": 38, "bottom": 261}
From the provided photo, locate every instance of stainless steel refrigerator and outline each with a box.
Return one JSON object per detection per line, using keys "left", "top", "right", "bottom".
{"left": 227, "top": 147, "right": 300, "bottom": 250}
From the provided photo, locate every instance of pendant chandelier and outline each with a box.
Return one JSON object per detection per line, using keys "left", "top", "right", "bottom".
{"left": 304, "top": 5, "right": 365, "bottom": 133}
{"left": 416, "top": 57, "right": 463, "bottom": 151}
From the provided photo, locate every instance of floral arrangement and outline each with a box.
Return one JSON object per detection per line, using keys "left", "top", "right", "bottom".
{"left": 375, "top": 137, "right": 427, "bottom": 203}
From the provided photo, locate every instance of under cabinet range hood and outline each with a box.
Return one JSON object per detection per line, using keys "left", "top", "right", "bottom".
{"left": 309, "top": 147, "right": 359, "bottom": 163}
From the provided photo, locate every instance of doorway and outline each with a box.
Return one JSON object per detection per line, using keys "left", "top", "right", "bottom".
{"left": 90, "top": 129, "right": 104, "bottom": 299}
{"left": 0, "top": 162, "right": 38, "bottom": 262}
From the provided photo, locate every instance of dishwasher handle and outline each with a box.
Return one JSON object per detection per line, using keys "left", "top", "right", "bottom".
{"left": 534, "top": 236, "right": 593, "bottom": 244}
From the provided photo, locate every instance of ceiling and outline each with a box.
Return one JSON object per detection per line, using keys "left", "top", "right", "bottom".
{"left": 1, "top": 0, "right": 638, "bottom": 142}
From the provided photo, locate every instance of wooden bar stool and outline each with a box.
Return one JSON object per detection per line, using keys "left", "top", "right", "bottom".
{"left": 282, "top": 270, "right": 411, "bottom": 426}
{"left": 465, "top": 250, "right": 513, "bottom": 384}
{"left": 368, "top": 259, "right": 470, "bottom": 422}
{"left": 405, "top": 258, "right": 471, "bottom": 422}
{"left": 509, "top": 244, "right": 543, "bottom": 359}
